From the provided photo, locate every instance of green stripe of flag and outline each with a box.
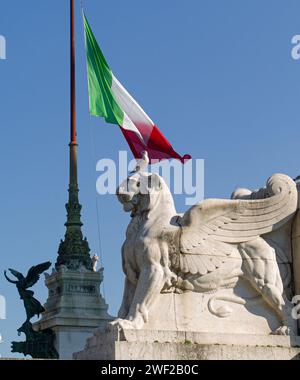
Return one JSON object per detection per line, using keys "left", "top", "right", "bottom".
{"left": 83, "top": 14, "right": 124, "bottom": 125}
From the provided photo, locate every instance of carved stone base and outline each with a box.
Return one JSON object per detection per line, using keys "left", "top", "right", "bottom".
{"left": 74, "top": 327, "right": 300, "bottom": 360}
{"left": 34, "top": 268, "right": 112, "bottom": 359}
{"left": 121, "top": 281, "right": 297, "bottom": 335}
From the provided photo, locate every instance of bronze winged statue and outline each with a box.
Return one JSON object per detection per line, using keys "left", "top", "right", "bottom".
{"left": 4, "top": 262, "right": 51, "bottom": 322}
{"left": 4, "top": 261, "right": 58, "bottom": 359}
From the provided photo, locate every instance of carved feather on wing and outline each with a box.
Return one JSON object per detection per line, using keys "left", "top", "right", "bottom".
{"left": 178, "top": 174, "right": 298, "bottom": 276}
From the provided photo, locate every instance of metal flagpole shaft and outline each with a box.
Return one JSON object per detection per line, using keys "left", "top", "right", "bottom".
{"left": 56, "top": 0, "right": 92, "bottom": 270}
{"left": 70, "top": 0, "right": 78, "bottom": 186}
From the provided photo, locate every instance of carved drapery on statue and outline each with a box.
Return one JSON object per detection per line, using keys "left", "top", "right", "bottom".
{"left": 111, "top": 172, "right": 298, "bottom": 336}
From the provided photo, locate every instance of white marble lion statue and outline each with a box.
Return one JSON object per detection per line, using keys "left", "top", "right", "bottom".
{"left": 111, "top": 171, "right": 298, "bottom": 335}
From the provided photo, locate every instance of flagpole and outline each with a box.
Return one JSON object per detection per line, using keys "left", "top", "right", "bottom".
{"left": 70, "top": 0, "right": 77, "bottom": 186}
{"left": 55, "top": 0, "right": 92, "bottom": 270}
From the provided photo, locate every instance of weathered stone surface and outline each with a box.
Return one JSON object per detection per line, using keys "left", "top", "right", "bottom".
{"left": 34, "top": 268, "right": 112, "bottom": 359}
{"left": 136, "top": 287, "right": 296, "bottom": 335}
{"left": 76, "top": 173, "right": 300, "bottom": 360}
{"left": 74, "top": 327, "right": 300, "bottom": 360}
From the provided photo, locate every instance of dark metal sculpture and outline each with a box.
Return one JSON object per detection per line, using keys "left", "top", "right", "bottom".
{"left": 4, "top": 262, "right": 58, "bottom": 359}
{"left": 4, "top": 263, "right": 50, "bottom": 321}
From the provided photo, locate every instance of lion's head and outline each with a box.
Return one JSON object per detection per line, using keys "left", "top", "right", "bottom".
{"left": 117, "top": 172, "right": 167, "bottom": 216}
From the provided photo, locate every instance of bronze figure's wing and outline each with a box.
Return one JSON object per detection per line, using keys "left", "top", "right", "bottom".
{"left": 4, "top": 270, "right": 20, "bottom": 284}
{"left": 25, "top": 262, "right": 52, "bottom": 289}
{"left": 179, "top": 174, "right": 298, "bottom": 276}
{"left": 7, "top": 268, "right": 24, "bottom": 281}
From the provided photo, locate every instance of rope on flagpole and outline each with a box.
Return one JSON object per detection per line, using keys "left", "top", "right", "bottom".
{"left": 80, "top": 0, "right": 107, "bottom": 300}
{"left": 88, "top": 120, "right": 107, "bottom": 301}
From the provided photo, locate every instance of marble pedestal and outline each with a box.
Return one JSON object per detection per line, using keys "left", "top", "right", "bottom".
{"left": 74, "top": 327, "right": 300, "bottom": 360}
{"left": 74, "top": 284, "right": 300, "bottom": 360}
{"left": 34, "top": 268, "right": 112, "bottom": 359}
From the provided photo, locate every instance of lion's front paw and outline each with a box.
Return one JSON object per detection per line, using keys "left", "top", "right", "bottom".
{"left": 271, "top": 325, "right": 291, "bottom": 336}
{"left": 109, "top": 318, "right": 136, "bottom": 331}
{"left": 163, "top": 267, "right": 177, "bottom": 288}
{"left": 109, "top": 314, "right": 146, "bottom": 330}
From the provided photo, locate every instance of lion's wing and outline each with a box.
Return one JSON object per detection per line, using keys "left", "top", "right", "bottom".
{"left": 179, "top": 174, "right": 298, "bottom": 276}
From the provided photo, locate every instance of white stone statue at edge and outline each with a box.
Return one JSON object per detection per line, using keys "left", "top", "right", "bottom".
{"left": 92, "top": 254, "right": 99, "bottom": 272}
{"left": 111, "top": 168, "right": 298, "bottom": 336}
{"left": 130, "top": 151, "right": 149, "bottom": 174}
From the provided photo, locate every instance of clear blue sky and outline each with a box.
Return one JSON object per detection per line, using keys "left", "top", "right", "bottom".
{"left": 1, "top": 0, "right": 300, "bottom": 358}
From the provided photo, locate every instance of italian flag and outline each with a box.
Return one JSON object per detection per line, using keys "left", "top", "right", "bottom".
{"left": 83, "top": 14, "right": 191, "bottom": 163}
